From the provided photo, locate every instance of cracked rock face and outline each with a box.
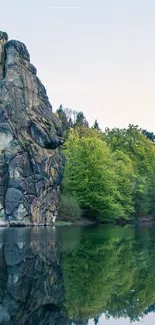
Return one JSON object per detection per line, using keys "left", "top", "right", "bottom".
{"left": 0, "top": 38, "right": 65, "bottom": 225}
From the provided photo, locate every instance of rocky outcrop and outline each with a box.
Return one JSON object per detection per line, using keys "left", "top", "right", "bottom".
{"left": 0, "top": 33, "right": 65, "bottom": 225}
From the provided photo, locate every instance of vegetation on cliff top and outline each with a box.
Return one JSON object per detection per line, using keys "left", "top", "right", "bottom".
{"left": 56, "top": 106, "right": 155, "bottom": 223}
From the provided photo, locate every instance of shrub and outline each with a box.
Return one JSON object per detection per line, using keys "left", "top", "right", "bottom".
{"left": 58, "top": 195, "right": 82, "bottom": 221}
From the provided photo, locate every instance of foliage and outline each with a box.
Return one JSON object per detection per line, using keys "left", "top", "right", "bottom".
{"left": 60, "top": 225, "right": 155, "bottom": 323}
{"left": 56, "top": 106, "right": 89, "bottom": 142}
{"left": 75, "top": 111, "right": 89, "bottom": 128}
{"left": 63, "top": 129, "right": 135, "bottom": 221}
{"left": 56, "top": 106, "right": 89, "bottom": 130}
{"left": 75, "top": 125, "right": 102, "bottom": 139}
{"left": 104, "top": 124, "right": 155, "bottom": 175}
{"left": 58, "top": 194, "right": 82, "bottom": 221}
{"left": 142, "top": 129, "right": 155, "bottom": 143}
{"left": 104, "top": 125, "right": 155, "bottom": 217}
{"left": 56, "top": 105, "right": 71, "bottom": 132}
{"left": 113, "top": 150, "right": 135, "bottom": 217}
{"left": 56, "top": 105, "right": 155, "bottom": 222}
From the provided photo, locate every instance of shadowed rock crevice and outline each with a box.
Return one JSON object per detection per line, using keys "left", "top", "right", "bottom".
{"left": 0, "top": 32, "right": 65, "bottom": 225}
{"left": 0, "top": 31, "right": 8, "bottom": 81}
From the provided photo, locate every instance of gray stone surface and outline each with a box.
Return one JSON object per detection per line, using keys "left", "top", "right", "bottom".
{"left": 0, "top": 34, "right": 65, "bottom": 225}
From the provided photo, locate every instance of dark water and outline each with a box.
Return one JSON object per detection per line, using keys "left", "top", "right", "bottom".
{"left": 0, "top": 225, "right": 155, "bottom": 324}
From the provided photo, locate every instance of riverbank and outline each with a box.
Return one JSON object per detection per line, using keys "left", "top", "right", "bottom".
{"left": 0, "top": 215, "right": 154, "bottom": 228}
{"left": 0, "top": 218, "right": 96, "bottom": 227}
{"left": 55, "top": 218, "right": 96, "bottom": 226}
{"left": 56, "top": 215, "right": 155, "bottom": 227}
{"left": 135, "top": 215, "right": 155, "bottom": 225}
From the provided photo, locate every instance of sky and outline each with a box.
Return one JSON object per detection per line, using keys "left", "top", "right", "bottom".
{"left": 1, "top": 0, "right": 155, "bottom": 130}
{"left": 89, "top": 312, "right": 155, "bottom": 324}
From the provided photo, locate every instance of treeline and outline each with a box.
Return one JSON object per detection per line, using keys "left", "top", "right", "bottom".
{"left": 56, "top": 105, "right": 155, "bottom": 222}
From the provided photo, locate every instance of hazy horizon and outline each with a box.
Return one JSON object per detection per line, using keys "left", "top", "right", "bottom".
{"left": 1, "top": 0, "right": 155, "bottom": 131}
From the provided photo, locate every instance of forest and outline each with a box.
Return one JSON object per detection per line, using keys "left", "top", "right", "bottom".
{"left": 56, "top": 105, "right": 155, "bottom": 223}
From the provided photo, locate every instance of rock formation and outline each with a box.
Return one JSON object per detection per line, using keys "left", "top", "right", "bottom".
{"left": 0, "top": 31, "right": 65, "bottom": 225}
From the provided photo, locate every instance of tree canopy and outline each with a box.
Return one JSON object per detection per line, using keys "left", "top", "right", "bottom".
{"left": 56, "top": 106, "right": 155, "bottom": 222}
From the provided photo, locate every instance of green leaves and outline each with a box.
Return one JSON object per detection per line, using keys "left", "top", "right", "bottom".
{"left": 104, "top": 125, "right": 155, "bottom": 218}
{"left": 63, "top": 129, "right": 135, "bottom": 221}
{"left": 61, "top": 123, "right": 155, "bottom": 222}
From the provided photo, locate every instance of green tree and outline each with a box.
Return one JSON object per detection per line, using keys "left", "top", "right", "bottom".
{"left": 104, "top": 125, "right": 155, "bottom": 218}
{"left": 113, "top": 150, "right": 135, "bottom": 218}
{"left": 63, "top": 130, "right": 134, "bottom": 221}
{"left": 133, "top": 176, "right": 149, "bottom": 217}
{"left": 61, "top": 116, "right": 155, "bottom": 221}
{"left": 104, "top": 125, "right": 155, "bottom": 175}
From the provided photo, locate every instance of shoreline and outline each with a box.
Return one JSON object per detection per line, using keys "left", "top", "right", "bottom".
{"left": 0, "top": 215, "right": 155, "bottom": 228}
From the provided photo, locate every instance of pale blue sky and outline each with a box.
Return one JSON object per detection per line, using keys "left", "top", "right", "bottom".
{"left": 1, "top": 0, "right": 155, "bottom": 130}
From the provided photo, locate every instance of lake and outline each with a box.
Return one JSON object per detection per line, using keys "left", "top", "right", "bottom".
{"left": 0, "top": 224, "right": 155, "bottom": 324}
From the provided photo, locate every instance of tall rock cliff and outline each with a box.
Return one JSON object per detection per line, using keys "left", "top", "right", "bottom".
{"left": 0, "top": 32, "right": 65, "bottom": 225}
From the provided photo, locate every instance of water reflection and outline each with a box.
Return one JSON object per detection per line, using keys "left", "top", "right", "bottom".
{"left": 0, "top": 227, "right": 66, "bottom": 325}
{"left": 1, "top": 225, "right": 155, "bottom": 324}
{"left": 58, "top": 225, "right": 155, "bottom": 324}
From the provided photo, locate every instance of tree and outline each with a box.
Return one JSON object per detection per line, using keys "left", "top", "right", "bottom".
{"left": 63, "top": 130, "right": 134, "bottom": 221}
{"left": 113, "top": 150, "right": 135, "bottom": 218}
{"left": 133, "top": 175, "right": 149, "bottom": 217}
{"left": 75, "top": 112, "right": 89, "bottom": 128}
{"left": 56, "top": 105, "right": 69, "bottom": 131}
{"left": 60, "top": 114, "right": 155, "bottom": 221}
{"left": 142, "top": 129, "right": 155, "bottom": 143}
{"left": 104, "top": 125, "right": 155, "bottom": 217}
{"left": 92, "top": 119, "right": 100, "bottom": 130}
{"left": 104, "top": 124, "right": 155, "bottom": 175}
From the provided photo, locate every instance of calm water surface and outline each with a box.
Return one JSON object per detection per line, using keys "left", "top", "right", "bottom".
{"left": 0, "top": 224, "right": 155, "bottom": 324}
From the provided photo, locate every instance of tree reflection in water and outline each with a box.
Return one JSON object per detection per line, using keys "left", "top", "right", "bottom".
{"left": 60, "top": 225, "right": 155, "bottom": 324}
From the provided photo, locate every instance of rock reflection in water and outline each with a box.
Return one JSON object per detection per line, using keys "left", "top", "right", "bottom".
{"left": 0, "top": 227, "right": 66, "bottom": 325}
